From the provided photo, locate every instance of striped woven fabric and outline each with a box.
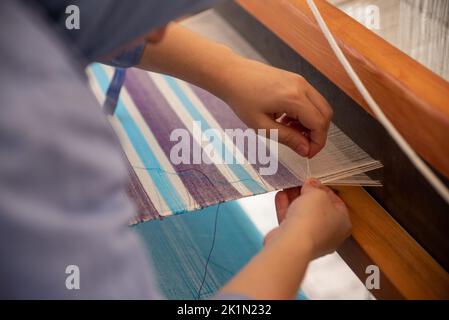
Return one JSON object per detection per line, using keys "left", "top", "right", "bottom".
{"left": 88, "top": 63, "right": 381, "bottom": 222}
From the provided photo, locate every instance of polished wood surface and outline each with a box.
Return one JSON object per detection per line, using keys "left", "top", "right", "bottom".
{"left": 237, "top": 0, "right": 449, "bottom": 180}
{"left": 336, "top": 186, "right": 449, "bottom": 299}
{"left": 225, "top": 0, "right": 449, "bottom": 299}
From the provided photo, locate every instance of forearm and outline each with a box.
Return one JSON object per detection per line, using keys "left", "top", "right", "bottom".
{"left": 220, "top": 230, "right": 313, "bottom": 300}
{"left": 137, "top": 23, "right": 239, "bottom": 101}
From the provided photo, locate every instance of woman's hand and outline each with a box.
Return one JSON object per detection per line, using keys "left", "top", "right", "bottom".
{"left": 140, "top": 24, "right": 332, "bottom": 157}
{"left": 221, "top": 58, "right": 333, "bottom": 158}
{"left": 266, "top": 178, "right": 351, "bottom": 259}
{"left": 221, "top": 179, "right": 351, "bottom": 299}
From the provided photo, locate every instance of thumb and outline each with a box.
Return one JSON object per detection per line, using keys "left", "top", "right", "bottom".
{"left": 301, "top": 178, "right": 322, "bottom": 195}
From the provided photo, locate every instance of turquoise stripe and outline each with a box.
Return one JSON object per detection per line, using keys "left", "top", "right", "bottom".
{"left": 91, "top": 64, "right": 184, "bottom": 213}
{"left": 163, "top": 76, "right": 266, "bottom": 194}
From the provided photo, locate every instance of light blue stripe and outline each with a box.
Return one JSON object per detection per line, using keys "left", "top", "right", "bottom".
{"left": 163, "top": 76, "right": 266, "bottom": 194}
{"left": 91, "top": 64, "right": 185, "bottom": 213}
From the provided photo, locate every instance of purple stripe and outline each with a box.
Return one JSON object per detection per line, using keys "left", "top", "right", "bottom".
{"left": 124, "top": 155, "right": 160, "bottom": 221}
{"left": 189, "top": 84, "right": 300, "bottom": 190}
{"left": 124, "top": 69, "right": 242, "bottom": 209}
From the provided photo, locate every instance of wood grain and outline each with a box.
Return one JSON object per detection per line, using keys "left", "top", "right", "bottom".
{"left": 335, "top": 186, "right": 449, "bottom": 300}
{"left": 237, "top": 0, "right": 449, "bottom": 179}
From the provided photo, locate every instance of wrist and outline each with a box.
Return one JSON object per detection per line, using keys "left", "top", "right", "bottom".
{"left": 268, "top": 225, "right": 315, "bottom": 263}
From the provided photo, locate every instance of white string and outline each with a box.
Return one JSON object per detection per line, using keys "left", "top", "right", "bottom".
{"left": 306, "top": 0, "right": 449, "bottom": 205}
{"left": 306, "top": 158, "right": 312, "bottom": 179}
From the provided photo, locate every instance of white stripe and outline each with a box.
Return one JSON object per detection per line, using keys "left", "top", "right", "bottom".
{"left": 110, "top": 117, "right": 174, "bottom": 216}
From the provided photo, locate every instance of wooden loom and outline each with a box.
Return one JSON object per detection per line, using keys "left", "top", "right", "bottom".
{"left": 215, "top": 0, "right": 449, "bottom": 299}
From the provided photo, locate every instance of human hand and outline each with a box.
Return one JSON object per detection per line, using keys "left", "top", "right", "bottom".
{"left": 221, "top": 58, "right": 333, "bottom": 158}
{"left": 265, "top": 178, "right": 351, "bottom": 259}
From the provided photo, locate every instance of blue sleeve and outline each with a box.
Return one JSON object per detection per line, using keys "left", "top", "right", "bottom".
{"left": 0, "top": 0, "right": 161, "bottom": 299}
{"left": 100, "top": 44, "right": 146, "bottom": 114}
{"left": 102, "top": 44, "right": 146, "bottom": 68}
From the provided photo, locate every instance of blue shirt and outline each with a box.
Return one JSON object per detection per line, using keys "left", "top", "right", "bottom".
{"left": 0, "top": 0, "right": 159, "bottom": 299}
{"left": 0, "top": 0, "right": 244, "bottom": 299}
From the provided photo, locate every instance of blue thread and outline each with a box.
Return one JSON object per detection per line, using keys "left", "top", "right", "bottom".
{"left": 197, "top": 203, "right": 220, "bottom": 300}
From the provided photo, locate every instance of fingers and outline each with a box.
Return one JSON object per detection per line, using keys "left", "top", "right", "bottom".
{"left": 301, "top": 178, "right": 348, "bottom": 215}
{"left": 300, "top": 178, "right": 323, "bottom": 195}
{"left": 284, "top": 187, "right": 301, "bottom": 203}
{"left": 263, "top": 116, "right": 311, "bottom": 157}
{"left": 304, "top": 86, "right": 333, "bottom": 158}
{"left": 275, "top": 187, "right": 301, "bottom": 223}
{"left": 304, "top": 82, "right": 333, "bottom": 122}
{"left": 275, "top": 191, "right": 289, "bottom": 223}
{"left": 319, "top": 186, "right": 345, "bottom": 207}
{"left": 277, "top": 114, "right": 309, "bottom": 133}
{"left": 301, "top": 179, "right": 343, "bottom": 203}
{"left": 284, "top": 97, "right": 328, "bottom": 158}
{"left": 281, "top": 78, "right": 333, "bottom": 158}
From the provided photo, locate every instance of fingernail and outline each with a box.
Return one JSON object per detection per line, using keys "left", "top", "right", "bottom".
{"left": 297, "top": 144, "right": 309, "bottom": 156}
{"left": 308, "top": 178, "right": 321, "bottom": 187}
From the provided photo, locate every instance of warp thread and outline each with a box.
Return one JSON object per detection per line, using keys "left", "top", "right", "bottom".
{"left": 196, "top": 203, "right": 221, "bottom": 300}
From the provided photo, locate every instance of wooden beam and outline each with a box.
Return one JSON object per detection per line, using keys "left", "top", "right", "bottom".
{"left": 237, "top": 0, "right": 449, "bottom": 180}
{"left": 335, "top": 186, "right": 449, "bottom": 300}
{"left": 338, "top": 237, "right": 404, "bottom": 300}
